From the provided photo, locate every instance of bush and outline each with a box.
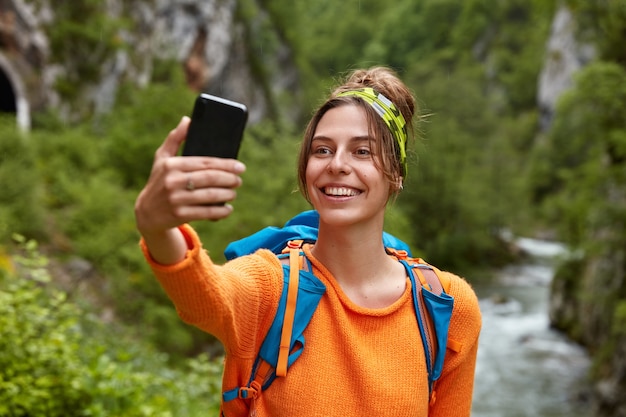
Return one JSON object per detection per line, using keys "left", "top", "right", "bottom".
{"left": 103, "top": 71, "right": 196, "bottom": 189}
{"left": 28, "top": 89, "right": 204, "bottom": 357}
{"left": 0, "top": 236, "right": 222, "bottom": 416}
{"left": 0, "top": 119, "right": 45, "bottom": 242}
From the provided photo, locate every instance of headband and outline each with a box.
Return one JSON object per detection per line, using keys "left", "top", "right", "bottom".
{"left": 336, "top": 87, "right": 408, "bottom": 176}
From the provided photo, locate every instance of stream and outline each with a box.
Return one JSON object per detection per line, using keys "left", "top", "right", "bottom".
{"left": 471, "top": 237, "right": 593, "bottom": 417}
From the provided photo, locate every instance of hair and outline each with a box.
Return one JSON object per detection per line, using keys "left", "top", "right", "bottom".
{"left": 297, "top": 66, "right": 418, "bottom": 202}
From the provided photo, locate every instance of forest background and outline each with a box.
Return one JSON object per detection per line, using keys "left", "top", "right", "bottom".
{"left": 0, "top": 0, "right": 625, "bottom": 415}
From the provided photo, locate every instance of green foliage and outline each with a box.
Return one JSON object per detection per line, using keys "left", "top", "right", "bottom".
{"left": 0, "top": 236, "right": 221, "bottom": 416}
{"left": 45, "top": 1, "right": 128, "bottom": 105}
{"left": 549, "top": 255, "right": 585, "bottom": 341}
{"left": 0, "top": 118, "right": 45, "bottom": 242}
{"left": 530, "top": 62, "right": 626, "bottom": 246}
{"left": 538, "top": 56, "right": 626, "bottom": 396}
{"left": 363, "top": 0, "right": 465, "bottom": 69}
{"left": 567, "top": 0, "right": 626, "bottom": 64}
{"left": 237, "top": 0, "right": 284, "bottom": 121}
{"left": 22, "top": 75, "right": 209, "bottom": 357}
{"left": 104, "top": 66, "right": 196, "bottom": 189}
{"left": 260, "top": 0, "right": 393, "bottom": 108}
{"left": 264, "top": 0, "right": 553, "bottom": 269}
{"left": 35, "top": 125, "right": 110, "bottom": 209}
{"left": 614, "top": 300, "right": 626, "bottom": 337}
{"left": 398, "top": 68, "right": 525, "bottom": 271}
{"left": 486, "top": 0, "right": 554, "bottom": 109}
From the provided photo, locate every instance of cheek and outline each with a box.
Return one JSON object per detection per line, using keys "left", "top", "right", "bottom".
{"left": 305, "top": 157, "right": 324, "bottom": 179}
{"left": 368, "top": 171, "right": 393, "bottom": 196}
{"left": 304, "top": 160, "right": 318, "bottom": 193}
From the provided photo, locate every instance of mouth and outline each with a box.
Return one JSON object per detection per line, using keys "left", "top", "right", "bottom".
{"left": 322, "top": 186, "right": 361, "bottom": 197}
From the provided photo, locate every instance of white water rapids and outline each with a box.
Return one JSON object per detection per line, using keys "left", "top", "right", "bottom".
{"left": 471, "top": 238, "right": 592, "bottom": 417}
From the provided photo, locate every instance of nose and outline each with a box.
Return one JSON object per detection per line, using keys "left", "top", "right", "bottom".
{"left": 326, "top": 149, "right": 352, "bottom": 174}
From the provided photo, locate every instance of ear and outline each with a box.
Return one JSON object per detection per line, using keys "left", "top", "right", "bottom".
{"left": 388, "top": 176, "right": 403, "bottom": 196}
{"left": 396, "top": 176, "right": 404, "bottom": 191}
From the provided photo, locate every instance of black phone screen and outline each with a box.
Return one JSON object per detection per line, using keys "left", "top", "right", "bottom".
{"left": 182, "top": 93, "right": 248, "bottom": 158}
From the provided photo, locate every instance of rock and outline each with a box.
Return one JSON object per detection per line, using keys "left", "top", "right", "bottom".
{"left": 0, "top": 0, "right": 300, "bottom": 127}
{"left": 537, "top": 5, "right": 595, "bottom": 130}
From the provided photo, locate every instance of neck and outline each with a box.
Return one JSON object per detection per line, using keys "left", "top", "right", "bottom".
{"left": 312, "top": 215, "right": 386, "bottom": 268}
{"left": 311, "top": 219, "right": 407, "bottom": 308}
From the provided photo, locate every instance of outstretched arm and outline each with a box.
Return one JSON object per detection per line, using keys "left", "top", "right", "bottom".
{"left": 134, "top": 116, "right": 246, "bottom": 265}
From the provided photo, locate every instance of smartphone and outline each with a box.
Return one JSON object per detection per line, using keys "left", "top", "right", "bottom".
{"left": 182, "top": 93, "right": 248, "bottom": 158}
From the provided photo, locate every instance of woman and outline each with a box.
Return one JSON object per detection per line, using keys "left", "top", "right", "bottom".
{"left": 135, "top": 67, "right": 481, "bottom": 416}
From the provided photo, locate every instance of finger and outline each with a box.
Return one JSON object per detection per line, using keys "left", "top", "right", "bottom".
{"left": 173, "top": 180, "right": 239, "bottom": 205}
{"left": 195, "top": 187, "right": 239, "bottom": 205}
{"left": 176, "top": 201, "right": 236, "bottom": 221}
{"left": 178, "top": 156, "right": 246, "bottom": 175}
{"left": 156, "top": 116, "right": 190, "bottom": 159}
{"left": 183, "top": 168, "right": 244, "bottom": 191}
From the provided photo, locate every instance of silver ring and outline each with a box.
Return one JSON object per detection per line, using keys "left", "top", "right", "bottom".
{"left": 186, "top": 178, "right": 195, "bottom": 191}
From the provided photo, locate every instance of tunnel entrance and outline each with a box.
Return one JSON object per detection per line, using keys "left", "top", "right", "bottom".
{"left": 0, "top": 67, "right": 17, "bottom": 113}
{"left": 0, "top": 52, "right": 31, "bottom": 131}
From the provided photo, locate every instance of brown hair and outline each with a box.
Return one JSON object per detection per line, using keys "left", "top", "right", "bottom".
{"left": 297, "top": 66, "right": 417, "bottom": 202}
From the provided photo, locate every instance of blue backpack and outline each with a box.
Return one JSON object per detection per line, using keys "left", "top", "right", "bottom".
{"left": 222, "top": 211, "right": 454, "bottom": 406}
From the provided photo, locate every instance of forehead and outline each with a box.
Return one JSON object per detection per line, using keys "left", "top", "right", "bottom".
{"left": 313, "top": 104, "right": 372, "bottom": 139}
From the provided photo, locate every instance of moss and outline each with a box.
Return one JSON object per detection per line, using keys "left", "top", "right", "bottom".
{"left": 550, "top": 256, "right": 586, "bottom": 341}
{"left": 43, "top": 2, "right": 129, "bottom": 111}
{"left": 614, "top": 300, "right": 626, "bottom": 337}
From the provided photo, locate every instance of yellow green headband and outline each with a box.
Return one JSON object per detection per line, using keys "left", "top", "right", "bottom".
{"left": 336, "top": 87, "right": 408, "bottom": 176}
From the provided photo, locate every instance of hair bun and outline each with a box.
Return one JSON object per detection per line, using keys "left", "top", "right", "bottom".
{"left": 336, "top": 67, "right": 416, "bottom": 125}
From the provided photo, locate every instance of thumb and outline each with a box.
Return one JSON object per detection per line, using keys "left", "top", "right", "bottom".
{"left": 157, "top": 116, "right": 190, "bottom": 158}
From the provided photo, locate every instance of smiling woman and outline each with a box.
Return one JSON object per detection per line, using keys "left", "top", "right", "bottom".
{"left": 134, "top": 66, "right": 482, "bottom": 417}
{"left": 304, "top": 105, "right": 391, "bottom": 231}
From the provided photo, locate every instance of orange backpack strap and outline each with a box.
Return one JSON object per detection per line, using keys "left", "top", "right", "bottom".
{"left": 228, "top": 249, "right": 303, "bottom": 401}
{"left": 386, "top": 248, "right": 451, "bottom": 294}
{"left": 222, "top": 241, "right": 325, "bottom": 410}
{"left": 413, "top": 263, "right": 451, "bottom": 295}
{"left": 276, "top": 247, "right": 300, "bottom": 377}
{"left": 413, "top": 264, "right": 461, "bottom": 352}
{"left": 397, "top": 256, "right": 455, "bottom": 406}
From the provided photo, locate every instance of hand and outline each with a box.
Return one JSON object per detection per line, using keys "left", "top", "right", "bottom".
{"left": 135, "top": 116, "right": 246, "bottom": 241}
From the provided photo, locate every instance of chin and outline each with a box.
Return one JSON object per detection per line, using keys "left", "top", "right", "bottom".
{"left": 315, "top": 206, "right": 374, "bottom": 228}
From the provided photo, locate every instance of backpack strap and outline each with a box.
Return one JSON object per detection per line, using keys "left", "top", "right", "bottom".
{"left": 222, "top": 241, "right": 325, "bottom": 413}
{"left": 400, "top": 259, "right": 455, "bottom": 406}
{"left": 388, "top": 247, "right": 455, "bottom": 405}
{"left": 414, "top": 263, "right": 450, "bottom": 294}
{"left": 223, "top": 243, "right": 454, "bottom": 411}
{"left": 276, "top": 240, "right": 313, "bottom": 376}
{"left": 276, "top": 246, "right": 300, "bottom": 376}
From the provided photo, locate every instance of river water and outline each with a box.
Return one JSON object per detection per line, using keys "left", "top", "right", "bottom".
{"left": 471, "top": 238, "right": 593, "bottom": 417}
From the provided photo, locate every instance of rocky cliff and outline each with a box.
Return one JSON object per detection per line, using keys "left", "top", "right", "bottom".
{"left": 537, "top": 5, "right": 595, "bottom": 130}
{"left": 550, "top": 197, "right": 626, "bottom": 417}
{"left": 0, "top": 0, "right": 300, "bottom": 128}
{"left": 541, "top": 5, "right": 626, "bottom": 417}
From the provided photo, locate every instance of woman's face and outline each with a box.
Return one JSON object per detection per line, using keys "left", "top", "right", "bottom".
{"left": 305, "top": 104, "right": 391, "bottom": 228}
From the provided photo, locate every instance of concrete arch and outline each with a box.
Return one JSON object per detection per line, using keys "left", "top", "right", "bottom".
{"left": 0, "top": 52, "right": 30, "bottom": 131}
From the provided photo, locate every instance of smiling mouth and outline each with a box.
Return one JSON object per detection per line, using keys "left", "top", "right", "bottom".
{"left": 323, "top": 186, "right": 361, "bottom": 197}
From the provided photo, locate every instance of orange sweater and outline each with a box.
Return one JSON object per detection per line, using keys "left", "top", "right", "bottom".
{"left": 141, "top": 225, "right": 481, "bottom": 417}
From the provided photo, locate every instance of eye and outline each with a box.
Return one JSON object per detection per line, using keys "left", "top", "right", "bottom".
{"left": 312, "top": 145, "right": 332, "bottom": 155}
{"left": 355, "top": 147, "right": 372, "bottom": 157}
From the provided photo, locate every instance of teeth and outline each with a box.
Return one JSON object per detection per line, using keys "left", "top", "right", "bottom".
{"left": 324, "top": 187, "right": 358, "bottom": 196}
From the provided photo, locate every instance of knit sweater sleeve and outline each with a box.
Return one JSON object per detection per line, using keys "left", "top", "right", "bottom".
{"left": 139, "top": 224, "right": 284, "bottom": 357}
{"left": 430, "top": 271, "right": 482, "bottom": 417}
